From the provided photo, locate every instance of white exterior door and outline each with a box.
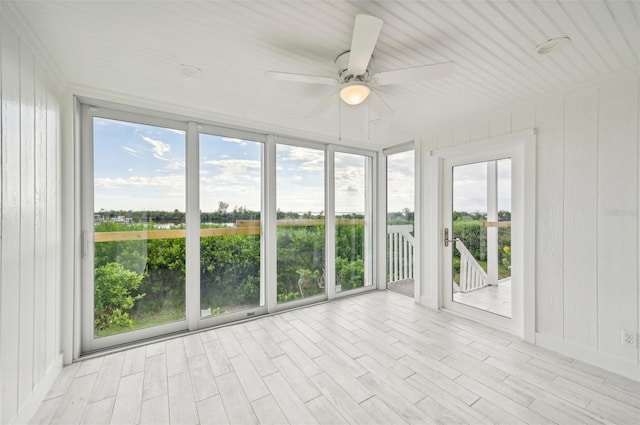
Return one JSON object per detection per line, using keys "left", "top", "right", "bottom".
{"left": 436, "top": 131, "right": 536, "bottom": 337}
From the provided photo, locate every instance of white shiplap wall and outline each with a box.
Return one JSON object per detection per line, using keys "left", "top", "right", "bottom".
{"left": 420, "top": 71, "right": 640, "bottom": 378}
{"left": 0, "top": 14, "right": 63, "bottom": 424}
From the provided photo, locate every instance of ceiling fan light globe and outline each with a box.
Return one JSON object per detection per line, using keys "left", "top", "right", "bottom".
{"left": 340, "top": 84, "right": 371, "bottom": 105}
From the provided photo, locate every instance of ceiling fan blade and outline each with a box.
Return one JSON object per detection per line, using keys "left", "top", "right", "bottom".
{"left": 305, "top": 93, "right": 338, "bottom": 118}
{"left": 372, "top": 62, "right": 454, "bottom": 86}
{"left": 265, "top": 71, "right": 338, "bottom": 85}
{"left": 368, "top": 91, "right": 394, "bottom": 121}
{"left": 348, "top": 15, "right": 383, "bottom": 76}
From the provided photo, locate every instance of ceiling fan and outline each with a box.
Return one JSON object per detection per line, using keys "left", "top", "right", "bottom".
{"left": 265, "top": 15, "right": 454, "bottom": 120}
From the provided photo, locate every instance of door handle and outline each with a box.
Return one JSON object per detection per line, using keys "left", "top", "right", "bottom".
{"left": 443, "top": 228, "right": 456, "bottom": 247}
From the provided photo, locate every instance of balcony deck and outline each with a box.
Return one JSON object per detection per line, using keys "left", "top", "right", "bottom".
{"left": 387, "top": 278, "right": 414, "bottom": 297}
{"left": 454, "top": 278, "right": 511, "bottom": 318}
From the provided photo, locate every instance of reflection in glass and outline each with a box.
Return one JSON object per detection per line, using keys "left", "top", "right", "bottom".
{"left": 199, "top": 134, "right": 263, "bottom": 318}
{"left": 452, "top": 159, "right": 512, "bottom": 318}
{"left": 335, "top": 152, "right": 372, "bottom": 292}
{"left": 386, "top": 150, "right": 415, "bottom": 296}
{"left": 276, "top": 145, "right": 325, "bottom": 303}
{"left": 93, "top": 117, "right": 186, "bottom": 338}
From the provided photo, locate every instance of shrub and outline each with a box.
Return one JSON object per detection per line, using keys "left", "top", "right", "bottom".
{"left": 94, "top": 262, "right": 145, "bottom": 330}
{"left": 336, "top": 257, "right": 364, "bottom": 290}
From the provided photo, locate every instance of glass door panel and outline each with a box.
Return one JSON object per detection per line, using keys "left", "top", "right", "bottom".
{"left": 199, "top": 134, "right": 263, "bottom": 318}
{"left": 334, "top": 152, "right": 372, "bottom": 293}
{"left": 386, "top": 150, "right": 415, "bottom": 296}
{"left": 276, "top": 145, "right": 325, "bottom": 304}
{"left": 451, "top": 159, "right": 512, "bottom": 318}
{"left": 93, "top": 117, "right": 186, "bottom": 338}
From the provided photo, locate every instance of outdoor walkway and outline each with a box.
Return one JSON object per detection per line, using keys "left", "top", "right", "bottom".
{"left": 387, "top": 278, "right": 414, "bottom": 297}
{"left": 454, "top": 278, "right": 511, "bottom": 318}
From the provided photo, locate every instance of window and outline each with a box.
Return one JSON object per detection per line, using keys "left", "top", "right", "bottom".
{"left": 276, "top": 144, "right": 325, "bottom": 304}
{"left": 199, "top": 133, "right": 264, "bottom": 317}
{"left": 334, "top": 151, "right": 373, "bottom": 292}
{"left": 81, "top": 102, "right": 377, "bottom": 352}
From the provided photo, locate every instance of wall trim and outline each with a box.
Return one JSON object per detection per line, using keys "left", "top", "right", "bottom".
{"left": 12, "top": 354, "right": 63, "bottom": 425}
{"left": 71, "top": 86, "right": 380, "bottom": 149}
{"left": 536, "top": 333, "right": 640, "bottom": 382}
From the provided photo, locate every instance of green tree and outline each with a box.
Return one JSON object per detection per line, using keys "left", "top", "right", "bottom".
{"left": 94, "top": 263, "right": 145, "bottom": 331}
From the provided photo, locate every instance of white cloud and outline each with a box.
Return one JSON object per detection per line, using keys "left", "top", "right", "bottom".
{"left": 277, "top": 145, "right": 325, "bottom": 171}
{"left": 204, "top": 159, "right": 260, "bottom": 169}
{"left": 166, "top": 128, "right": 186, "bottom": 135}
{"left": 200, "top": 182, "right": 261, "bottom": 211}
{"left": 143, "top": 136, "right": 171, "bottom": 159}
{"left": 298, "top": 158, "right": 325, "bottom": 171}
{"left": 278, "top": 145, "right": 323, "bottom": 162}
{"left": 142, "top": 136, "right": 185, "bottom": 170}
{"left": 122, "top": 146, "right": 140, "bottom": 157}
{"left": 95, "top": 193, "right": 184, "bottom": 212}
{"left": 95, "top": 174, "right": 185, "bottom": 191}
{"left": 222, "top": 137, "right": 247, "bottom": 146}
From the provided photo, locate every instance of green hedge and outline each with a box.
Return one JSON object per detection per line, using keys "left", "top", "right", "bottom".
{"left": 94, "top": 222, "right": 365, "bottom": 332}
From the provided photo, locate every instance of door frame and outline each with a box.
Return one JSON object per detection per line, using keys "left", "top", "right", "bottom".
{"left": 382, "top": 142, "right": 418, "bottom": 298}
{"left": 430, "top": 129, "right": 536, "bottom": 341}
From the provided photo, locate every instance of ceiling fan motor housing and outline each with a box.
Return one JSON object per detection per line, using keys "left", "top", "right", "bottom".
{"left": 335, "top": 51, "right": 372, "bottom": 83}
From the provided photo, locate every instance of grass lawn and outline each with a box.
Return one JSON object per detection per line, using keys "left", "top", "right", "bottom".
{"left": 95, "top": 307, "right": 185, "bottom": 338}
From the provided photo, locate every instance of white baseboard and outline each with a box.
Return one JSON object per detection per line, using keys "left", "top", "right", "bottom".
{"left": 12, "top": 353, "right": 64, "bottom": 425}
{"left": 535, "top": 333, "right": 640, "bottom": 381}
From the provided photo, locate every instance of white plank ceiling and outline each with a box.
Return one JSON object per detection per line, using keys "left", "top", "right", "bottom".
{"left": 9, "top": 0, "right": 640, "bottom": 145}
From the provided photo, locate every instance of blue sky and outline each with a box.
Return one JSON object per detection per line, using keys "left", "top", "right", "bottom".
{"left": 387, "top": 150, "right": 415, "bottom": 214}
{"left": 453, "top": 159, "right": 511, "bottom": 213}
{"left": 94, "top": 118, "right": 393, "bottom": 214}
{"left": 94, "top": 118, "right": 187, "bottom": 212}
{"left": 94, "top": 117, "right": 503, "bottom": 215}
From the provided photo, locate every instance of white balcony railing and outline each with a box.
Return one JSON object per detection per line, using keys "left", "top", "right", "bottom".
{"left": 455, "top": 239, "right": 488, "bottom": 292}
{"left": 387, "top": 225, "right": 414, "bottom": 282}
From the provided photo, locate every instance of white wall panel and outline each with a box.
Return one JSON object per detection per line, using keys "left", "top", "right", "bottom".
{"left": 33, "top": 63, "right": 47, "bottom": 387}
{"left": 1, "top": 23, "right": 23, "bottom": 424}
{"left": 563, "top": 89, "right": 598, "bottom": 349}
{"left": 0, "top": 15, "right": 62, "bottom": 424}
{"left": 469, "top": 118, "right": 489, "bottom": 142}
{"left": 452, "top": 126, "right": 469, "bottom": 146}
{"left": 489, "top": 112, "right": 511, "bottom": 137}
{"left": 534, "top": 98, "right": 565, "bottom": 339}
{"left": 18, "top": 41, "right": 36, "bottom": 409}
{"left": 597, "top": 77, "right": 638, "bottom": 362}
{"left": 421, "top": 72, "right": 640, "bottom": 378}
{"left": 45, "top": 75, "right": 60, "bottom": 371}
{"left": 436, "top": 129, "right": 453, "bottom": 150}
{"left": 511, "top": 106, "right": 535, "bottom": 133}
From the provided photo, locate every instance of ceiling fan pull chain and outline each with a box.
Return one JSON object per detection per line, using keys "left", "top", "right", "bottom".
{"left": 367, "top": 101, "right": 371, "bottom": 143}
{"left": 338, "top": 97, "right": 342, "bottom": 142}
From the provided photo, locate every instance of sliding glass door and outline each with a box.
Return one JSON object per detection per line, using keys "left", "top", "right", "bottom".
{"left": 334, "top": 151, "right": 373, "bottom": 293}
{"left": 81, "top": 104, "right": 377, "bottom": 352}
{"left": 83, "top": 111, "right": 189, "bottom": 351}
{"left": 276, "top": 144, "right": 326, "bottom": 305}
{"left": 199, "top": 132, "right": 264, "bottom": 319}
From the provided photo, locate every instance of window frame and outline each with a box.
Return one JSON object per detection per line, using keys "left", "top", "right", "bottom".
{"left": 78, "top": 98, "right": 378, "bottom": 355}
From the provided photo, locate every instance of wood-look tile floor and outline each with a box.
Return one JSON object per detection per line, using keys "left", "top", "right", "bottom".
{"left": 30, "top": 291, "right": 639, "bottom": 424}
